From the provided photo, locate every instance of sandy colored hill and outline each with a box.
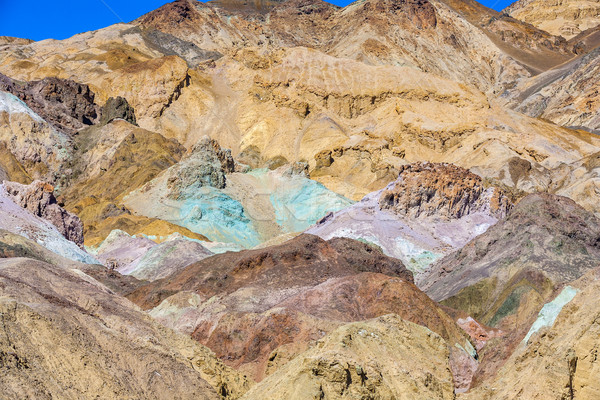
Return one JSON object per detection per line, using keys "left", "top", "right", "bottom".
{"left": 463, "top": 268, "right": 600, "bottom": 399}
{"left": 506, "top": 0, "right": 600, "bottom": 39}
{"left": 0, "top": 256, "right": 252, "bottom": 399}
{"left": 241, "top": 314, "right": 456, "bottom": 400}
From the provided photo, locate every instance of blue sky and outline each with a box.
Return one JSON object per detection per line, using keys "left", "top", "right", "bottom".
{"left": 0, "top": 0, "right": 515, "bottom": 41}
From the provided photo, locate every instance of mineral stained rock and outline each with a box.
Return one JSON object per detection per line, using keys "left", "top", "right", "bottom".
{"left": 308, "top": 162, "right": 512, "bottom": 273}
{"left": 464, "top": 268, "right": 600, "bottom": 400}
{"left": 420, "top": 193, "right": 600, "bottom": 385}
{"left": 0, "top": 72, "right": 100, "bottom": 134}
{"left": 99, "top": 96, "right": 137, "bottom": 126}
{"left": 4, "top": 180, "right": 85, "bottom": 248}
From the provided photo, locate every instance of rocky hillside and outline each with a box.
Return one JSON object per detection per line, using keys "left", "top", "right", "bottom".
{"left": 419, "top": 193, "right": 600, "bottom": 385}
{"left": 308, "top": 162, "right": 512, "bottom": 272}
{"left": 506, "top": 0, "right": 600, "bottom": 39}
{"left": 508, "top": 46, "right": 600, "bottom": 133}
{"left": 0, "top": 256, "right": 251, "bottom": 399}
{"left": 127, "top": 234, "right": 479, "bottom": 388}
{"left": 1, "top": 0, "right": 600, "bottom": 398}
{"left": 464, "top": 268, "right": 600, "bottom": 399}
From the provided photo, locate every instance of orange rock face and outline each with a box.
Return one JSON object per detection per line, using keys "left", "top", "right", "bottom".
{"left": 379, "top": 162, "right": 512, "bottom": 219}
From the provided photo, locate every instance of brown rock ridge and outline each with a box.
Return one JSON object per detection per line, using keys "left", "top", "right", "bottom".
{"left": 379, "top": 162, "right": 512, "bottom": 220}
{"left": 129, "top": 235, "right": 477, "bottom": 389}
{"left": 129, "top": 234, "right": 413, "bottom": 310}
{"left": 4, "top": 180, "right": 85, "bottom": 248}
{"left": 0, "top": 72, "right": 100, "bottom": 134}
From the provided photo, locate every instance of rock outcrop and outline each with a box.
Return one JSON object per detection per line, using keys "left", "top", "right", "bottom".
{"left": 61, "top": 119, "right": 195, "bottom": 246}
{"left": 169, "top": 136, "right": 235, "bottom": 193}
{"left": 380, "top": 163, "right": 511, "bottom": 220}
{"left": 506, "top": 0, "right": 600, "bottom": 39}
{"left": 4, "top": 180, "right": 84, "bottom": 248}
{"left": 242, "top": 315, "right": 456, "bottom": 400}
{"left": 99, "top": 96, "right": 137, "bottom": 126}
{"left": 0, "top": 73, "right": 100, "bottom": 134}
{"left": 0, "top": 183, "right": 97, "bottom": 264}
{"left": 308, "top": 163, "right": 512, "bottom": 273}
{"left": 420, "top": 193, "right": 600, "bottom": 312}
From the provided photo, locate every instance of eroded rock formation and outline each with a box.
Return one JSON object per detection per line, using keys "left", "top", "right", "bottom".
{"left": 0, "top": 73, "right": 100, "bottom": 134}
{"left": 4, "top": 180, "right": 85, "bottom": 248}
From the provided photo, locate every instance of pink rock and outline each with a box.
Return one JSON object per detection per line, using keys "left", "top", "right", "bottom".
{"left": 4, "top": 180, "right": 85, "bottom": 248}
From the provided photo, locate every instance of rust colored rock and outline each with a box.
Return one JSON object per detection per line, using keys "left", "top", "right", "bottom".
{"left": 4, "top": 180, "right": 85, "bottom": 248}
{"left": 129, "top": 236, "right": 480, "bottom": 388}
{"left": 379, "top": 162, "right": 512, "bottom": 220}
{"left": 364, "top": 0, "right": 437, "bottom": 29}
{"left": 129, "top": 234, "right": 412, "bottom": 310}
{"left": 0, "top": 73, "right": 100, "bottom": 134}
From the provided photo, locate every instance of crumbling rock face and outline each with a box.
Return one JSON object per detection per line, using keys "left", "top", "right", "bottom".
{"left": 363, "top": 0, "right": 438, "bottom": 29}
{"left": 0, "top": 73, "right": 100, "bottom": 134}
{"left": 242, "top": 315, "right": 455, "bottom": 400}
{"left": 167, "top": 136, "right": 235, "bottom": 195}
{"left": 379, "top": 162, "right": 512, "bottom": 220}
{"left": 99, "top": 96, "right": 137, "bottom": 126}
{"left": 4, "top": 180, "right": 85, "bottom": 248}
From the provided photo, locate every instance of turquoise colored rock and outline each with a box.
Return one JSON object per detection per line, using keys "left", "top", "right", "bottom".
{"left": 125, "top": 166, "right": 353, "bottom": 248}
{"left": 523, "top": 286, "right": 579, "bottom": 344}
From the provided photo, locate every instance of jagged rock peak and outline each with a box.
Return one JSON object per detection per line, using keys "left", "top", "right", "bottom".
{"left": 379, "top": 162, "right": 512, "bottom": 220}
{"left": 4, "top": 180, "right": 85, "bottom": 248}
{"left": 100, "top": 96, "right": 137, "bottom": 126}
{"left": 0, "top": 73, "right": 100, "bottom": 134}
{"left": 167, "top": 136, "right": 235, "bottom": 196}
